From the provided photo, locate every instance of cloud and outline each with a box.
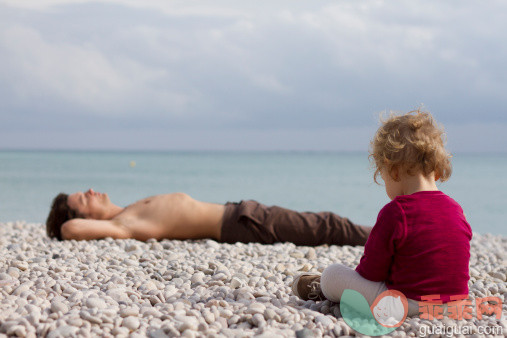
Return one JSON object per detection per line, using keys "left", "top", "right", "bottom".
{"left": 0, "top": 24, "right": 191, "bottom": 118}
{"left": 0, "top": 0, "right": 249, "bottom": 17}
{"left": 0, "top": 0, "right": 506, "bottom": 150}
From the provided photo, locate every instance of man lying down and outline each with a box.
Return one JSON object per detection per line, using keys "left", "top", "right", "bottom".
{"left": 46, "top": 189, "right": 371, "bottom": 246}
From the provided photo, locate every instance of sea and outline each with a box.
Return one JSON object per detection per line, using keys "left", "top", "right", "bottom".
{"left": 0, "top": 151, "right": 505, "bottom": 235}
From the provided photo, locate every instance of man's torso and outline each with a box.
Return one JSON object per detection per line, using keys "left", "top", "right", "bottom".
{"left": 111, "top": 193, "right": 225, "bottom": 241}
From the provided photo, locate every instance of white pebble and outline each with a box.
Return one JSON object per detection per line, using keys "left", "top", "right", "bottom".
{"left": 51, "top": 301, "right": 69, "bottom": 314}
{"left": 306, "top": 248, "right": 317, "bottom": 260}
{"left": 489, "top": 271, "right": 506, "bottom": 281}
{"left": 85, "top": 297, "right": 107, "bottom": 309}
{"left": 107, "top": 288, "right": 130, "bottom": 302}
{"left": 176, "top": 316, "right": 199, "bottom": 332}
{"left": 0, "top": 222, "right": 503, "bottom": 338}
{"left": 6, "top": 325, "right": 26, "bottom": 337}
{"left": 252, "top": 313, "right": 266, "bottom": 327}
{"left": 230, "top": 277, "right": 243, "bottom": 289}
{"left": 190, "top": 272, "right": 205, "bottom": 284}
{"left": 122, "top": 316, "right": 140, "bottom": 331}
{"left": 47, "top": 325, "right": 77, "bottom": 338}
{"left": 290, "top": 251, "right": 305, "bottom": 258}
{"left": 315, "top": 315, "right": 334, "bottom": 328}
{"left": 11, "top": 282, "right": 32, "bottom": 296}
{"left": 246, "top": 303, "right": 266, "bottom": 315}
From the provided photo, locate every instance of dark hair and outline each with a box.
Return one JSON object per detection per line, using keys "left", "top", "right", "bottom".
{"left": 46, "top": 193, "right": 78, "bottom": 240}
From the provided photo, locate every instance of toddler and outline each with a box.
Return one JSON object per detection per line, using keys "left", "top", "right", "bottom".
{"left": 292, "top": 110, "right": 472, "bottom": 316}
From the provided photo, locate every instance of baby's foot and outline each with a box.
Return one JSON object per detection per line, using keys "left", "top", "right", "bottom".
{"left": 291, "top": 273, "right": 325, "bottom": 301}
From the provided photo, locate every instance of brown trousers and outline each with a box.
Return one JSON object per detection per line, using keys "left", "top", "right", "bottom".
{"left": 220, "top": 200, "right": 371, "bottom": 246}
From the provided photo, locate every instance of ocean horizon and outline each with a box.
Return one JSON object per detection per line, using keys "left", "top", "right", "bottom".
{"left": 0, "top": 150, "right": 505, "bottom": 235}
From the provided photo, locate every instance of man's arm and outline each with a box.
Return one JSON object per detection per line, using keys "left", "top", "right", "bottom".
{"left": 61, "top": 219, "right": 132, "bottom": 240}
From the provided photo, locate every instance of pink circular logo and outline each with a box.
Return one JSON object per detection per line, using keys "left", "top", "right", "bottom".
{"left": 370, "top": 290, "right": 408, "bottom": 328}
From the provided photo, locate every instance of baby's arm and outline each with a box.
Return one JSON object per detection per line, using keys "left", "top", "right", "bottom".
{"left": 355, "top": 201, "right": 405, "bottom": 281}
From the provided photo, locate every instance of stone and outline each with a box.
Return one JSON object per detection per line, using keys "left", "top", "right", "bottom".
{"left": 66, "top": 317, "right": 83, "bottom": 327}
{"left": 275, "top": 264, "right": 286, "bottom": 272}
{"left": 107, "top": 288, "right": 130, "bottom": 302}
{"left": 332, "top": 323, "right": 342, "bottom": 336}
{"left": 80, "top": 310, "right": 103, "bottom": 324}
{"left": 290, "top": 251, "right": 305, "bottom": 259}
{"left": 251, "top": 313, "right": 266, "bottom": 327}
{"left": 27, "top": 312, "right": 42, "bottom": 326}
{"left": 190, "top": 272, "right": 205, "bottom": 284}
{"left": 227, "top": 315, "right": 240, "bottom": 325}
{"left": 469, "top": 267, "right": 480, "bottom": 277}
{"left": 306, "top": 248, "right": 317, "bottom": 260}
{"left": 219, "top": 309, "right": 233, "bottom": 319}
{"left": 141, "top": 307, "right": 161, "bottom": 318}
{"left": 338, "top": 321, "right": 350, "bottom": 336}
{"left": 85, "top": 297, "right": 107, "bottom": 309}
{"left": 488, "top": 283, "right": 499, "bottom": 294}
{"left": 489, "top": 271, "right": 506, "bottom": 281}
{"left": 299, "top": 263, "right": 312, "bottom": 272}
{"left": 51, "top": 301, "right": 69, "bottom": 314}
{"left": 176, "top": 316, "right": 199, "bottom": 332}
{"left": 315, "top": 315, "right": 333, "bottom": 328}
{"left": 7, "top": 267, "right": 20, "bottom": 278}
{"left": 112, "top": 327, "right": 130, "bottom": 336}
{"left": 47, "top": 325, "right": 78, "bottom": 338}
{"left": 0, "top": 221, "right": 503, "bottom": 338}
{"left": 12, "top": 282, "right": 32, "bottom": 296}
{"left": 122, "top": 316, "right": 141, "bottom": 331}
{"left": 148, "top": 328, "right": 169, "bottom": 338}
{"left": 295, "top": 328, "right": 315, "bottom": 338}
{"left": 0, "top": 272, "right": 13, "bottom": 281}
{"left": 264, "top": 308, "right": 277, "bottom": 320}
{"left": 245, "top": 303, "right": 266, "bottom": 315}
{"left": 230, "top": 277, "right": 243, "bottom": 289}
{"left": 212, "top": 272, "right": 228, "bottom": 281}
{"left": 120, "top": 307, "right": 139, "bottom": 318}
{"left": 12, "top": 260, "right": 29, "bottom": 271}
{"left": 205, "top": 240, "right": 221, "bottom": 250}
{"left": 181, "top": 329, "right": 196, "bottom": 338}
{"left": 6, "top": 325, "right": 27, "bottom": 337}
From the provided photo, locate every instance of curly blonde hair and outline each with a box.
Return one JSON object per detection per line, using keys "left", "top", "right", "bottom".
{"left": 369, "top": 109, "right": 452, "bottom": 184}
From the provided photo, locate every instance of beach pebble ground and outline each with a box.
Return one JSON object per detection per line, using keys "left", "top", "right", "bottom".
{"left": 1, "top": 221, "right": 506, "bottom": 337}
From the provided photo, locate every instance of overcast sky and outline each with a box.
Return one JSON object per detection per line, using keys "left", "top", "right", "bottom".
{"left": 1, "top": 0, "right": 506, "bottom": 152}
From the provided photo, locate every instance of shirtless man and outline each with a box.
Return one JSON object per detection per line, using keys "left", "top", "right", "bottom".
{"left": 46, "top": 189, "right": 371, "bottom": 246}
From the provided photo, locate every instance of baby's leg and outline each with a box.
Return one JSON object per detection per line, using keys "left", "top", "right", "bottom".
{"left": 321, "top": 263, "right": 419, "bottom": 316}
{"left": 320, "top": 263, "right": 387, "bottom": 305}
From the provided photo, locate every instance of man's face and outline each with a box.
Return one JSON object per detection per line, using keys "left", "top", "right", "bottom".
{"left": 67, "top": 188, "right": 110, "bottom": 219}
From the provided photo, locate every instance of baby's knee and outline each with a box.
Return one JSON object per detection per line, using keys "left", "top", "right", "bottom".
{"left": 322, "top": 263, "right": 352, "bottom": 281}
{"left": 321, "top": 263, "right": 354, "bottom": 302}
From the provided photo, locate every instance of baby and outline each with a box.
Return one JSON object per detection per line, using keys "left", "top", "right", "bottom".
{"left": 292, "top": 110, "right": 472, "bottom": 317}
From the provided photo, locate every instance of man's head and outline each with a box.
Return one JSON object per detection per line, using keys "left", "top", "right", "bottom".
{"left": 46, "top": 193, "right": 78, "bottom": 240}
{"left": 46, "top": 189, "right": 111, "bottom": 240}
{"left": 369, "top": 109, "right": 452, "bottom": 185}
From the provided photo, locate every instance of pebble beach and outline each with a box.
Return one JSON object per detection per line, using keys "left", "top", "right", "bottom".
{"left": 0, "top": 221, "right": 505, "bottom": 337}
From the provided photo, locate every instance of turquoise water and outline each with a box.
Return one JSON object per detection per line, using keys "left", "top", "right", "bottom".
{"left": 0, "top": 151, "right": 505, "bottom": 235}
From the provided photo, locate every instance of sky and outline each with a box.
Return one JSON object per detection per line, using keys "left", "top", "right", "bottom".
{"left": 0, "top": 0, "right": 506, "bottom": 152}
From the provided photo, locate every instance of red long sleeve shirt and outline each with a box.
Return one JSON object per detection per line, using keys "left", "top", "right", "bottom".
{"left": 355, "top": 191, "right": 472, "bottom": 302}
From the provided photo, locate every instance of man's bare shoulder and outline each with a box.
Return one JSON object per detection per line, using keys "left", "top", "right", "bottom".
{"left": 61, "top": 218, "right": 132, "bottom": 241}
